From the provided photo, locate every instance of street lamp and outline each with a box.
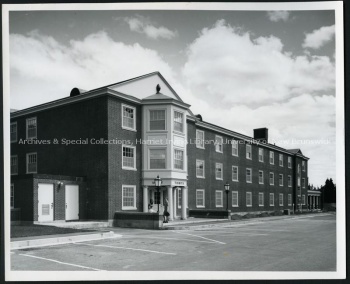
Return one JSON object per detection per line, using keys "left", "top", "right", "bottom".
{"left": 224, "top": 182, "right": 230, "bottom": 211}
{"left": 154, "top": 175, "right": 162, "bottom": 213}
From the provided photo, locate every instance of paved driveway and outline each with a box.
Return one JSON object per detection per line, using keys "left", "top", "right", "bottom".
{"left": 11, "top": 213, "right": 336, "bottom": 271}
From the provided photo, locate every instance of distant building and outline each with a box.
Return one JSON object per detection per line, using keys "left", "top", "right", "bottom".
{"left": 10, "top": 72, "right": 310, "bottom": 223}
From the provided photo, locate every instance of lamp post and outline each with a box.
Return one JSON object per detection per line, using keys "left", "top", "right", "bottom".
{"left": 154, "top": 175, "right": 162, "bottom": 213}
{"left": 224, "top": 182, "right": 230, "bottom": 211}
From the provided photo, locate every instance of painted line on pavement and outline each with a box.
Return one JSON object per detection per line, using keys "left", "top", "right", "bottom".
{"left": 18, "top": 253, "right": 104, "bottom": 271}
{"left": 173, "top": 231, "right": 226, "bottom": 245}
{"left": 74, "top": 242, "right": 177, "bottom": 255}
{"left": 123, "top": 235, "right": 217, "bottom": 244}
{"left": 193, "top": 232, "right": 269, "bottom": 236}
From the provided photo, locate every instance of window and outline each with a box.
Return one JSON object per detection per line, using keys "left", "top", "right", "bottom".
{"left": 269, "top": 193, "right": 274, "bottom": 206}
{"left": 246, "top": 144, "right": 252, "bottom": 159}
{"left": 302, "top": 178, "right": 306, "bottom": 188}
{"left": 298, "top": 164, "right": 301, "bottom": 174}
{"left": 122, "top": 105, "right": 136, "bottom": 131}
{"left": 178, "top": 188, "right": 182, "bottom": 208}
{"left": 302, "top": 161, "right": 306, "bottom": 172}
{"left": 232, "top": 141, "right": 238, "bottom": 156}
{"left": 232, "top": 166, "right": 238, "bottom": 181}
{"left": 174, "top": 111, "right": 183, "bottom": 132}
{"left": 215, "top": 136, "right": 223, "bottom": 153}
{"left": 216, "top": 163, "right": 223, "bottom": 180}
{"left": 269, "top": 172, "right": 274, "bottom": 185}
{"left": 11, "top": 122, "right": 17, "bottom": 142}
{"left": 246, "top": 192, "right": 252, "bottom": 207}
{"left": 122, "top": 185, "right": 136, "bottom": 210}
{"left": 279, "top": 194, "right": 284, "bottom": 206}
{"left": 196, "top": 160, "right": 205, "bottom": 178}
{"left": 302, "top": 194, "right": 306, "bottom": 205}
{"left": 246, "top": 168, "right": 252, "bottom": 183}
{"left": 288, "top": 157, "right": 292, "bottom": 168}
{"left": 279, "top": 174, "right": 283, "bottom": 186}
{"left": 259, "top": 170, "right": 264, "bottom": 184}
{"left": 122, "top": 145, "right": 136, "bottom": 170}
{"left": 150, "top": 110, "right": 166, "bottom": 130}
{"left": 149, "top": 149, "right": 166, "bottom": 169}
{"left": 154, "top": 191, "right": 161, "bottom": 205}
{"left": 232, "top": 191, "right": 239, "bottom": 207}
{"left": 259, "top": 193, "right": 264, "bottom": 207}
{"left": 174, "top": 149, "right": 184, "bottom": 170}
{"left": 297, "top": 177, "right": 301, "bottom": 188}
{"left": 26, "top": 153, "right": 37, "bottom": 173}
{"left": 11, "top": 155, "right": 18, "bottom": 175}
{"left": 196, "top": 190, "right": 205, "bottom": 208}
{"left": 288, "top": 175, "right": 292, "bottom": 187}
{"left": 215, "top": 191, "right": 223, "bottom": 207}
{"left": 26, "top": 117, "right": 37, "bottom": 139}
{"left": 288, "top": 194, "right": 292, "bottom": 206}
{"left": 196, "top": 130, "right": 205, "bottom": 149}
{"left": 259, "top": 148, "right": 264, "bottom": 162}
{"left": 279, "top": 154, "right": 283, "bottom": 167}
{"left": 270, "top": 151, "right": 274, "bottom": 164}
{"left": 11, "top": 184, "right": 14, "bottom": 209}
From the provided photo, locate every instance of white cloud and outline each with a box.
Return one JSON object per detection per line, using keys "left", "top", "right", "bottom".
{"left": 302, "top": 25, "right": 335, "bottom": 49}
{"left": 124, "top": 16, "right": 177, "bottom": 40}
{"left": 267, "top": 11, "right": 290, "bottom": 22}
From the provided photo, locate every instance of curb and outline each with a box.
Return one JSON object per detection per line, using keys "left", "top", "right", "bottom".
{"left": 11, "top": 231, "right": 121, "bottom": 250}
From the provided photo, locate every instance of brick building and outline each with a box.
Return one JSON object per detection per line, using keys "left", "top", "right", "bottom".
{"left": 10, "top": 72, "right": 310, "bottom": 223}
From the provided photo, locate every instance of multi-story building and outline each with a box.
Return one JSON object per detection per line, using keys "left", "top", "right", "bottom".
{"left": 10, "top": 72, "right": 309, "bottom": 223}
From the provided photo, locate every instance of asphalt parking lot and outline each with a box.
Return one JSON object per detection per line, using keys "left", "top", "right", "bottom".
{"left": 11, "top": 213, "right": 336, "bottom": 271}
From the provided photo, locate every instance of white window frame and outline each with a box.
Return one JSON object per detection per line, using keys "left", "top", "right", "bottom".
{"left": 259, "top": 170, "right": 264, "bottom": 184}
{"left": 173, "top": 110, "right": 184, "bottom": 133}
{"left": 269, "top": 172, "right": 274, "bottom": 185}
{"left": 232, "top": 191, "right": 239, "bottom": 207}
{"left": 26, "top": 117, "right": 37, "bottom": 140}
{"left": 196, "top": 130, "right": 205, "bottom": 149}
{"left": 121, "top": 104, "right": 136, "bottom": 131}
{"left": 11, "top": 122, "right": 17, "bottom": 143}
{"left": 246, "top": 192, "right": 252, "bottom": 207}
{"left": 302, "top": 178, "right": 306, "bottom": 188}
{"left": 259, "top": 192, "right": 264, "bottom": 207}
{"left": 246, "top": 144, "right": 252, "bottom": 160}
{"left": 302, "top": 161, "right": 306, "bottom": 172}
{"left": 302, "top": 194, "right": 306, "bottom": 205}
{"left": 122, "top": 185, "right": 137, "bottom": 210}
{"left": 122, "top": 145, "right": 136, "bottom": 170}
{"left": 288, "top": 194, "right": 292, "bottom": 206}
{"left": 149, "top": 109, "right": 166, "bottom": 131}
{"left": 269, "top": 193, "right": 275, "bottom": 206}
{"left": 232, "top": 140, "right": 238, "bottom": 156}
{"left": 11, "top": 155, "right": 18, "bottom": 175}
{"left": 215, "top": 135, "right": 223, "bottom": 153}
{"left": 11, "top": 184, "right": 14, "bottom": 209}
{"left": 174, "top": 149, "right": 184, "bottom": 170}
{"left": 149, "top": 148, "right": 167, "bottom": 169}
{"left": 246, "top": 168, "right": 252, "bottom": 183}
{"left": 196, "top": 160, "right": 205, "bottom": 178}
{"left": 232, "top": 166, "right": 239, "bottom": 182}
{"left": 279, "top": 154, "right": 283, "bottom": 167}
{"left": 26, "top": 152, "right": 37, "bottom": 174}
{"left": 196, "top": 189, "right": 205, "bottom": 208}
{"left": 288, "top": 157, "right": 292, "bottom": 168}
{"left": 279, "top": 193, "right": 284, "bottom": 206}
{"left": 178, "top": 188, "right": 182, "bottom": 209}
{"left": 270, "top": 151, "right": 274, "bottom": 165}
{"left": 279, "top": 174, "right": 283, "bottom": 187}
{"left": 215, "top": 191, "right": 223, "bottom": 208}
{"left": 215, "top": 163, "right": 223, "bottom": 180}
{"left": 258, "top": 148, "right": 264, "bottom": 162}
{"left": 288, "top": 175, "right": 292, "bottom": 187}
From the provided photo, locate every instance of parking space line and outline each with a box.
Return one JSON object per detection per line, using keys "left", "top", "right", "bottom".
{"left": 74, "top": 242, "right": 177, "bottom": 255}
{"left": 18, "top": 253, "right": 104, "bottom": 271}
{"left": 193, "top": 232, "right": 269, "bottom": 236}
{"left": 123, "top": 235, "right": 217, "bottom": 244}
{"left": 173, "top": 231, "right": 226, "bottom": 245}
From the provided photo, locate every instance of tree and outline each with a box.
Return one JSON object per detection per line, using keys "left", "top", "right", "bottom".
{"left": 322, "top": 178, "right": 336, "bottom": 203}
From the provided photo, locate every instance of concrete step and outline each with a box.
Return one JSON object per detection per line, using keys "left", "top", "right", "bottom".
{"left": 36, "top": 221, "right": 109, "bottom": 229}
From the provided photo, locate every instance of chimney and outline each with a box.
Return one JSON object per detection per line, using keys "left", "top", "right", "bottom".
{"left": 254, "top": 128, "right": 268, "bottom": 144}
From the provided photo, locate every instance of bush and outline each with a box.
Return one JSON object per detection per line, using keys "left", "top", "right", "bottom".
{"left": 231, "top": 214, "right": 242, "bottom": 220}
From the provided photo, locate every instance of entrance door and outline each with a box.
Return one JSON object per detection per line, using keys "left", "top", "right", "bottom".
{"left": 65, "top": 185, "right": 79, "bottom": 221}
{"left": 38, "top": 183, "right": 54, "bottom": 222}
{"left": 152, "top": 190, "right": 164, "bottom": 213}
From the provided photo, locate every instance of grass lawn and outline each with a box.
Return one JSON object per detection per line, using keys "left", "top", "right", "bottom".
{"left": 11, "top": 225, "right": 96, "bottom": 239}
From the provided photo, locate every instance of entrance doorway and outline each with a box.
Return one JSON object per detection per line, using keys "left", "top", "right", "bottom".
{"left": 65, "top": 185, "right": 79, "bottom": 221}
{"left": 38, "top": 183, "right": 54, "bottom": 222}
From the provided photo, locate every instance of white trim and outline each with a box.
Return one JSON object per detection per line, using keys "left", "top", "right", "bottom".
{"left": 258, "top": 147, "right": 264, "bottom": 162}
{"left": 246, "top": 144, "right": 252, "bottom": 160}
{"left": 246, "top": 192, "right": 252, "bottom": 207}
{"left": 269, "top": 193, "right": 275, "bottom": 206}
{"left": 10, "top": 121, "right": 17, "bottom": 143}
{"left": 122, "top": 185, "right": 137, "bottom": 210}
{"left": 258, "top": 170, "right": 264, "bottom": 184}
{"left": 215, "top": 190, "right": 223, "bottom": 208}
{"left": 173, "top": 149, "right": 184, "bottom": 170}
{"left": 269, "top": 151, "right": 274, "bottom": 165}
{"left": 173, "top": 110, "right": 184, "bottom": 133}
{"left": 246, "top": 168, "right": 252, "bottom": 183}
{"left": 279, "top": 193, "right": 284, "bottom": 206}
{"left": 232, "top": 140, "right": 238, "bottom": 156}
{"left": 26, "top": 117, "right": 37, "bottom": 140}
{"left": 279, "top": 174, "right": 283, "bottom": 187}
{"left": 232, "top": 166, "right": 238, "bottom": 182}
{"left": 121, "top": 104, "right": 136, "bottom": 132}
{"left": 258, "top": 192, "right": 264, "bottom": 207}
{"left": 279, "top": 154, "right": 283, "bottom": 167}
{"left": 288, "top": 175, "right": 292, "bottom": 187}
{"left": 11, "top": 155, "right": 18, "bottom": 175}
{"left": 232, "top": 191, "right": 239, "bottom": 207}
{"left": 196, "top": 130, "right": 205, "bottom": 149}
{"left": 196, "top": 189, "right": 205, "bottom": 208}
{"left": 288, "top": 194, "right": 292, "bottom": 206}
{"left": 26, "top": 152, "right": 37, "bottom": 174}
{"left": 269, "top": 172, "right": 274, "bottom": 185}
{"left": 196, "top": 159, "right": 205, "bottom": 178}
{"left": 122, "top": 144, "right": 137, "bottom": 170}
{"left": 288, "top": 156, "right": 292, "bottom": 169}
{"left": 215, "top": 135, "right": 223, "bottom": 153}
{"left": 215, "top": 163, "right": 223, "bottom": 180}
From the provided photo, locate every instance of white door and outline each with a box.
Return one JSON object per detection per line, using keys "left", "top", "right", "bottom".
{"left": 38, "top": 183, "right": 54, "bottom": 222}
{"left": 65, "top": 185, "right": 79, "bottom": 220}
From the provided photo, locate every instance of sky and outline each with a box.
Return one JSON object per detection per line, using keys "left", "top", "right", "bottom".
{"left": 8, "top": 8, "right": 336, "bottom": 187}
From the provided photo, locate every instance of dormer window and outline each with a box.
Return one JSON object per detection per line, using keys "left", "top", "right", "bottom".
{"left": 150, "top": 110, "right": 166, "bottom": 131}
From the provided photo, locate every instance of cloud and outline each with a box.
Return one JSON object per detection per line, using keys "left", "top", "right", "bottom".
{"left": 267, "top": 11, "right": 290, "bottom": 22}
{"left": 124, "top": 16, "right": 177, "bottom": 40}
{"left": 302, "top": 25, "right": 335, "bottom": 49}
